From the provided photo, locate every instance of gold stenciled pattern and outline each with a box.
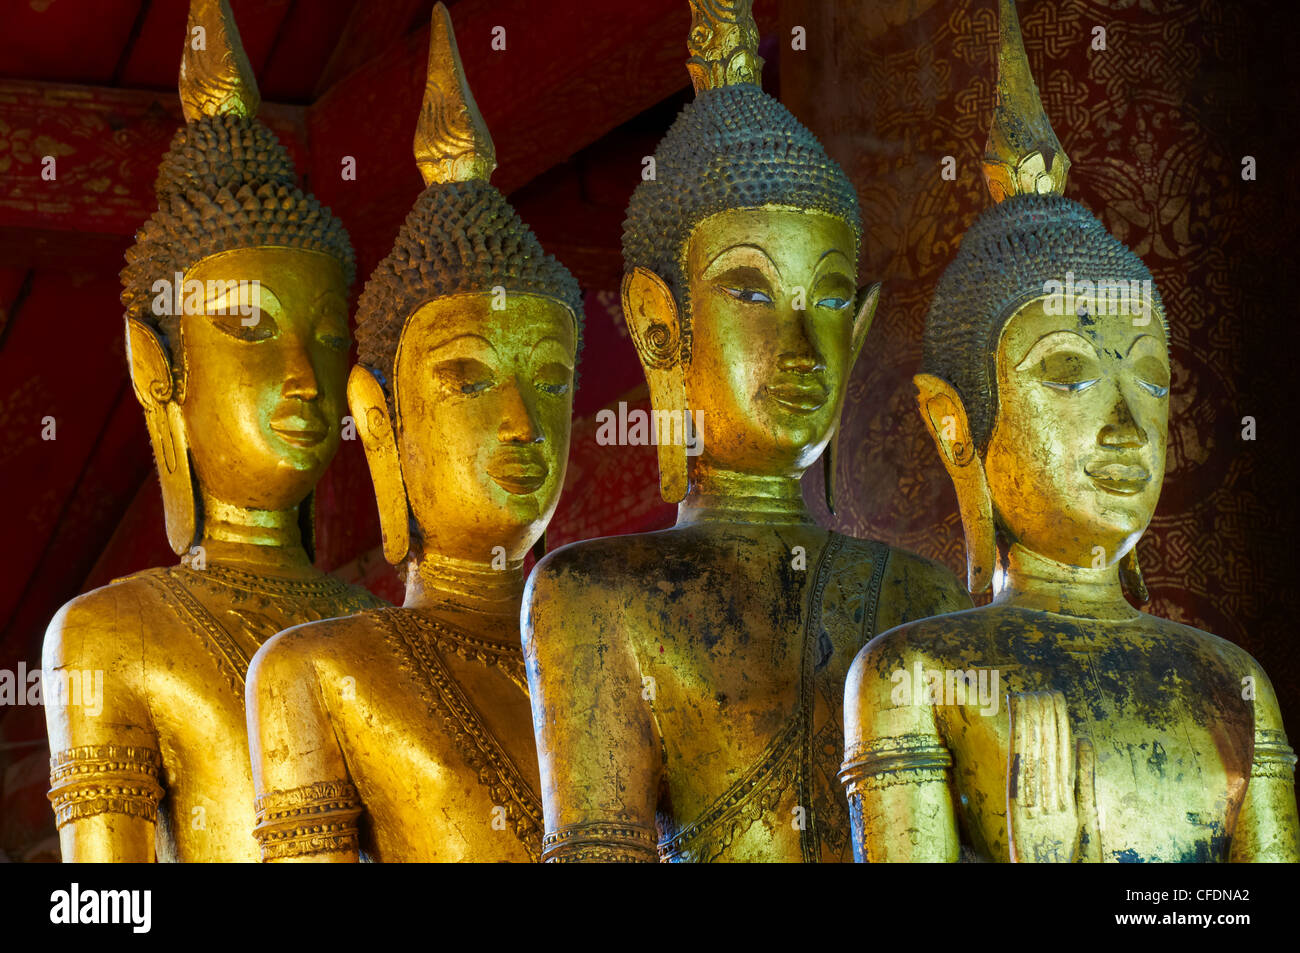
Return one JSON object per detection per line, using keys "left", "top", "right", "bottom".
{"left": 788, "top": 0, "right": 1292, "bottom": 699}
{"left": 835, "top": 0, "right": 1297, "bottom": 863}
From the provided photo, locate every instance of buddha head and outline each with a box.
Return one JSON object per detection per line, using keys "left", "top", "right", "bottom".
{"left": 348, "top": 4, "right": 582, "bottom": 570}
{"left": 916, "top": 0, "right": 1168, "bottom": 598}
{"left": 120, "top": 0, "right": 354, "bottom": 556}
{"left": 622, "top": 0, "right": 873, "bottom": 506}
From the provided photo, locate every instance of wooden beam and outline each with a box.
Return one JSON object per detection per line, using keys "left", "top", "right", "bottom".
{"left": 305, "top": 0, "right": 700, "bottom": 274}
{"left": 0, "top": 80, "right": 306, "bottom": 268}
{"left": 0, "top": 0, "right": 784, "bottom": 272}
{"left": 312, "top": 0, "right": 692, "bottom": 201}
{"left": 312, "top": 0, "right": 429, "bottom": 98}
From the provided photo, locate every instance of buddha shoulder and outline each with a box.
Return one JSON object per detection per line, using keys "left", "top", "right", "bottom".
{"left": 43, "top": 570, "right": 189, "bottom": 674}
{"left": 524, "top": 526, "right": 792, "bottom": 629}
{"left": 522, "top": 533, "right": 695, "bottom": 670}
{"left": 246, "top": 611, "right": 382, "bottom": 693}
{"left": 1132, "top": 610, "right": 1273, "bottom": 695}
{"left": 847, "top": 610, "right": 973, "bottom": 688}
{"left": 527, "top": 531, "right": 687, "bottom": 602}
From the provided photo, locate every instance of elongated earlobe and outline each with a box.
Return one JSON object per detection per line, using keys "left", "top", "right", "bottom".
{"left": 823, "top": 433, "right": 837, "bottom": 515}
{"left": 1119, "top": 546, "right": 1149, "bottom": 604}
{"left": 126, "top": 317, "right": 199, "bottom": 555}
{"left": 914, "top": 373, "right": 995, "bottom": 593}
{"left": 623, "top": 266, "right": 688, "bottom": 503}
{"left": 298, "top": 491, "right": 316, "bottom": 564}
{"left": 348, "top": 364, "right": 411, "bottom": 565}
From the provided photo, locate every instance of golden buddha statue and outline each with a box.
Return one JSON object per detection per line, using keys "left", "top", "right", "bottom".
{"left": 841, "top": 0, "right": 1299, "bottom": 863}
{"left": 523, "top": 0, "right": 971, "bottom": 864}
{"left": 243, "top": 3, "right": 582, "bottom": 863}
{"left": 40, "top": 0, "right": 381, "bottom": 863}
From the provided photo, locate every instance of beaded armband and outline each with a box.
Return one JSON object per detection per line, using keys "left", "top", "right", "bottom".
{"left": 838, "top": 733, "right": 953, "bottom": 797}
{"left": 541, "top": 821, "right": 659, "bottom": 863}
{"left": 1252, "top": 729, "right": 1298, "bottom": 782}
{"left": 252, "top": 781, "right": 363, "bottom": 861}
{"left": 48, "top": 745, "right": 165, "bottom": 829}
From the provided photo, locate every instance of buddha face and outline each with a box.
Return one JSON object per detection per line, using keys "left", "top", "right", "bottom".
{"left": 983, "top": 297, "right": 1170, "bottom": 568}
{"left": 682, "top": 206, "right": 857, "bottom": 476}
{"left": 178, "top": 247, "right": 350, "bottom": 511}
{"left": 392, "top": 292, "right": 575, "bottom": 561}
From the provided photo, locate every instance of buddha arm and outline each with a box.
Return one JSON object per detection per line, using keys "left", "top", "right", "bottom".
{"left": 245, "top": 628, "right": 362, "bottom": 863}
{"left": 842, "top": 646, "right": 960, "bottom": 862}
{"left": 42, "top": 595, "right": 162, "bottom": 862}
{"left": 524, "top": 566, "right": 661, "bottom": 862}
{"left": 1230, "top": 663, "right": 1300, "bottom": 862}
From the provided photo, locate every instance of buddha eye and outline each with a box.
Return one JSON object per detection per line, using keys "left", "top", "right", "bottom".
{"left": 208, "top": 309, "right": 274, "bottom": 342}
{"left": 432, "top": 358, "right": 495, "bottom": 397}
{"left": 315, "top": 309, "right": 351, "bottom": 351}
{"left": 721, "top": 286, "right": 773, "bottom": 305}
{"left": 815, "top": 296, "right": 852, "bottom": 311}
{"left": 1130, "top": 354, "right": 1170, "bottom": 399}
{"left": 1042, "top": 378, "right": 1100, "bottom": 393}
{"left": 316, "top": 326, "right": 350, "bottom": 351}
{"left": 1030, "top": 350, "right": 1102, "bottom": 394}
{"left": 535, "top": 361, "right": 572, "bottom": 397}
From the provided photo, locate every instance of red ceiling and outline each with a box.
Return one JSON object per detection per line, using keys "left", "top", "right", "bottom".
{"left": 0, "top": 0, "right": 410, "bottom": 101}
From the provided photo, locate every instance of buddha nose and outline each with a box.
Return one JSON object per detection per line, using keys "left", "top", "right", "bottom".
{"left": 499, "top": 374, "right": 544, "bottom": 444}
{"left": 777, "top": 309, "right": 826, "bottom": 375}
{"left": 282, "top": 339, "right": 320, "bottom": 401}
{"left": 777, "top": 350, "right": 824, "bottom": 374}
{"left": 1099, "top": 388, "right": 1147, "bottom": 448}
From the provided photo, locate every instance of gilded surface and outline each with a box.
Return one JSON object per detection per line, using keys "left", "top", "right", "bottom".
{"left": 783, "top": 0, "right": 1294, "bottom": 689}
{"left": 41, "top": 0, "right": 379, "bottom": 862}
{"left": 45, "top": 565, "right": 377, "bottom": 861}
{"left": 413, "top": 3, "right": 496, "bottom": 186}
{"left": 525, "top": 2, "right": 970, "bottom": 862}
{"left": 981, "top": 0, "right": 1069, "bottom": 201}
{"left": 685, "top": 0, "right": 763, "bottom": 92}
{"left": 248, "top": 605, "right": 545, "bottom": 862}
{"left": 245, "top": 4, "right": 578, "bottom": 863}
{"left": 841, "top": 1, "right": 1299, "bottom": 863}
{"left": 178, "top": 0, "right": 260, "bottom": 122}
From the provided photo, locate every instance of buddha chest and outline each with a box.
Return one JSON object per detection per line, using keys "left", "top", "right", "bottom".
{"left": 623, "top": 529, "right": 892, "bottom": 862}
{"left": 137, "top": 565, "right": 378, "bottom": 861}
{"left": 330, "top": 610, "right": 543, "bottom": 862}
{"left": 934, "top": 613, "right": 1253, "bottom": 862}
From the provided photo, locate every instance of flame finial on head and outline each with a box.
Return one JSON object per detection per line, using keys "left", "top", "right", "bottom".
{"left": 686, "top": 0, "right": 764, "bottom": 93}
{"left": 414, "top": 3, "right": 497, "bottom": 187}
{"left": 982, "top": 0, "right": 1069, "bottom": 202}
{"left": 179, "top": 0, "right": 260, "bottom": 122}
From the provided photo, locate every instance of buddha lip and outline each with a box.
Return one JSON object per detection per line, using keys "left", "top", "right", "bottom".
{"left": 1085, "top": 462, "right": 1150, "bottom": 494}
{"left": 765, "top": 384, "right": 828, "bottom": 413}
{"left": 271, "top": 423, "right": 328, "bottom": 447}
{"left": 487, "top": 458, "right": 548, "bottom": 495}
